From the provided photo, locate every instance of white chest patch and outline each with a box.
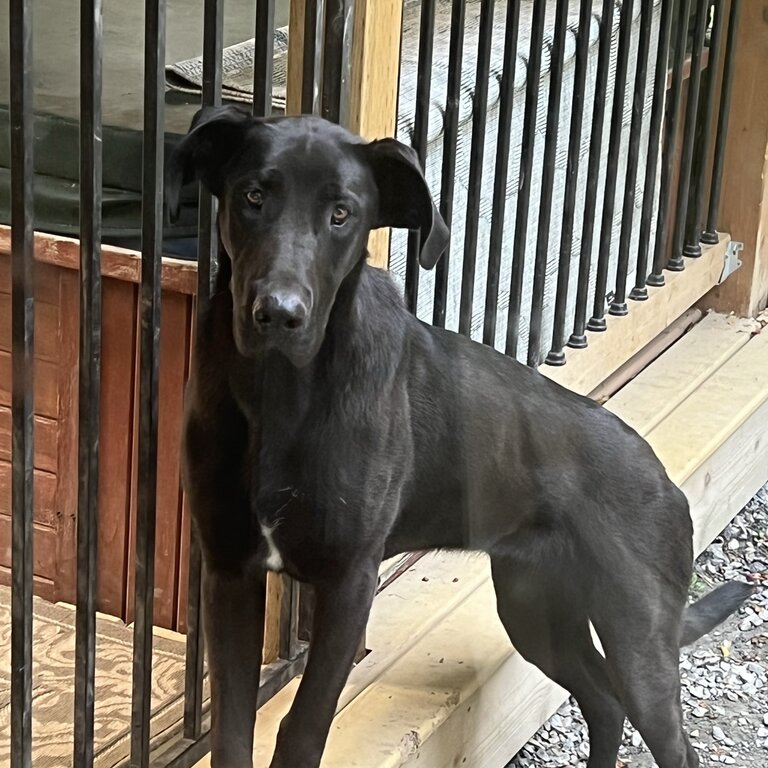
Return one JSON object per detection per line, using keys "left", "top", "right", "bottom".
{"left": 260, "top": 523, "right": 284, "bottom": 572}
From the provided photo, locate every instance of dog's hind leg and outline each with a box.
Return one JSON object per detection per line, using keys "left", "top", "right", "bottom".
{"left": 591, "top": 588, "right": 698, "bottom": 768}
{"left": 489, "top": 533, "right": 625, "bottom": 768}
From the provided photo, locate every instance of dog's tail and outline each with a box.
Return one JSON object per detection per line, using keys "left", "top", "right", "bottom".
{"left": 680, "top": 580, "right": 755, "bottom": 647}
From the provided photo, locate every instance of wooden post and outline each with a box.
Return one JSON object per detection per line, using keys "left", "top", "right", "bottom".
{"left": 700, "top": 1, "right": 768, "bottom": 316}
{"left": 287, "top": 0, "right": 404, "bottom": 267}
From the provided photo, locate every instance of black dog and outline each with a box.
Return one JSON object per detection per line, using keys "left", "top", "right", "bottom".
{"left": 167, "top": 106, "right": 752, "bottom": 768}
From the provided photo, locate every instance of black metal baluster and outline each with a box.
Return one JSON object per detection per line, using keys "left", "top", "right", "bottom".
{"left": 527, "top": 0, "right": 569, "bottom": 366}
{"left": 73, "top": 1, "right": 103, "bottom": 766}
{"left": 648, "top": 0, "right": 691, "bottom": 285}
{"left": 631, "top": 0, "right": 675, "bottom": 300}
{"left": 546, "top": 0, "right": 591, "bottom": 365}
{"left": 568, "top": 0, "right": 614, "bottom": 348}
{"left": 610, "top": 0, "right": 653, "bottom": 315}
{"left": 130, "top": 0, "right": 165, "bottom": 764}
{"left": 458, "top": 0, "right": 496, "bottom": 337}
{"left": 482, "top": 0, "right": 521, "bottom": 345}
{"left": 433, "top": 0, "right": 467, "bottom": 328}
{"left": 701, "top": 0, "right": 741, "bottom": 244}
{"left": 302, "top": 0, "right": 322, "bottom": 114}
{"left": 320, "top": 0, "right": 355, "bottom": 125}
{"left": 505, "top": 0, "right": 548, "bottom": 358}
{"left": 182, "top": 0, "right": 223, "bottom": 745}
{"left": 668, "top": 0, "right": 709, "bottom": 269}
{"left": 587, "top": 0, "right": 635, "bottom": 332}
{"left": 684, "top": 0, "right": 723, "bottom": 255}
{"left": 253, "top": 0, "right": 276, "bottom": 118}
{"left": 405, "top": 0, "right": 436, "bottom": 314}
{"left": 9, "top": 1, "right": 34, "bottom": 766}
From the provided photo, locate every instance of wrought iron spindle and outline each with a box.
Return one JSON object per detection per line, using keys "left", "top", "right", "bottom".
{"left": 505, "top": 0, "right": 548, "bottom": 358}
{"left": 546, "top": 0, "right": 592, "bottom": 364}
{"left": 568, "top": 0, "right": 614, "bottom": 348}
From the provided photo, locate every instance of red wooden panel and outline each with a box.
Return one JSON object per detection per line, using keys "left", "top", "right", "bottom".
{"left": 0, "top": 293, "right": 60, "bottom": 362}
{"left": 0, "top": 566, "right": 56, "bottom": 603}
{"left": 0, "top": 516, "right": 60, "bottom": 584}
{"left": 0, "top": 407, "right": 58, "bottom": 473}
{"left": 95, "top": 278, "right": 138, "bottom": 619}
{"left": 126, "top": 290, "right": 192, "bottom": 630}
{"left": 0, "top": 255, "right": 61, "bottom": 304}
{"left": 0, "top": 463, "right": 57, "bottom": 528}
{"left": 0, "top": 351, "right": 59, "bottom": 418}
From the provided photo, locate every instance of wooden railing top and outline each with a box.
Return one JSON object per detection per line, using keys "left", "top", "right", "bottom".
{"left": 0, "top": 225, "right": 198, "bottom": 295}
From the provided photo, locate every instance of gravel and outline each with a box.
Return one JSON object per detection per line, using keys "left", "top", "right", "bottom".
{"left": 507, "top": 481, "right": 768, "bottom": 768}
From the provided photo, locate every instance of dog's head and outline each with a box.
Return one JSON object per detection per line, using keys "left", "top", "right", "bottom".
{"left": 167, "top": 105, "right": 449, "bottom": 366}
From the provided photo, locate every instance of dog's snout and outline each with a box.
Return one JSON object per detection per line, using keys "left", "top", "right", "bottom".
{"left": 252, "top": 290, "right": 308, "bottom": 332}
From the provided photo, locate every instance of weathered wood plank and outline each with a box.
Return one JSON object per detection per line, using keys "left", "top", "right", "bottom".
{"left": 605, "top": 312, "right": 756, "bottom": 436}
{"left": 646, "top": 328, "right": 768, "bottom": 485}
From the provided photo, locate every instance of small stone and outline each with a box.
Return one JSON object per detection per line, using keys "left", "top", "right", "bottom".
{"left": 631, "top": 731, "right": 643, "bottom": 748}
{"left": 712, "top": 725, "right": 726, "bottom": 741}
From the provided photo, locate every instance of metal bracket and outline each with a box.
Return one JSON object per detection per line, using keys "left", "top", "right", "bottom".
{"left": 719, "top": 240, "right": 744, "bottom": 284}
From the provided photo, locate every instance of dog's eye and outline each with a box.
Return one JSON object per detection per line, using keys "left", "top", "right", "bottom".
{"left": 331, "top": 205, "right": 350, "bottom": 226}
{"left": 246, "top": 189, "right": 264, "bottom": 208}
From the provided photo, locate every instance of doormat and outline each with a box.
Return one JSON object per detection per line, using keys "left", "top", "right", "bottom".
{"left": 0, "top": 585, "right": 209, "bottom": 767}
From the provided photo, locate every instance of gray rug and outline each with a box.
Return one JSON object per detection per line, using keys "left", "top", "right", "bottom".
{"left": 165, "top": 27, "right": 289, "bottom": 110}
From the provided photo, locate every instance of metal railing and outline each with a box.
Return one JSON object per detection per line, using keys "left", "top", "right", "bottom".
{"left": 394, "top": 0, "right": 741, "bottom": 365}
{"left": 5, "top": 0, "right": 356, "bottom": 765}
{"left": 6, "top": 0, "right": 741, "bottom": 766}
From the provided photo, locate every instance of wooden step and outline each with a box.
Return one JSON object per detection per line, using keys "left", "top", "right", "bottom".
{"left": 193, "top": 312, "right": 768, "bottom": 768}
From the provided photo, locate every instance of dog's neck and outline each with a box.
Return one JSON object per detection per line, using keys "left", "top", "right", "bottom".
{"left": 230, "top": 249, "right": 408, "bottom": 430}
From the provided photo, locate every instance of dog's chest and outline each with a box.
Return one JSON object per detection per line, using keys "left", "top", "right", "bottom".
{"left": 251, "top": 482, "right": 365, "bottom": 579}
{"left": 230, "top": 363, "right": 408, "bottom": 579}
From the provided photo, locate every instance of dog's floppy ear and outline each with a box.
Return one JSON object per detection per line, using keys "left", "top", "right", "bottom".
{"left": 166, "top": 105, "right": 253, "bottom": 223}
{"left": 365, "top": 138, "right": 449, "bottom": 270}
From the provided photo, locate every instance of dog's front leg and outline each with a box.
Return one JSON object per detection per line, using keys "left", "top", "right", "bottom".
{"left": 204, "top": 562, "right": 266, "bottom": 768}
{"left": 269, "top": 560, "right": 380, "bottom": 768}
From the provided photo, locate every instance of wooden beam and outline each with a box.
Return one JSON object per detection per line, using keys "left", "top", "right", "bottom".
{"left": 348, "top": 0, "right": 404, "bottom": 269}
{"left": 700, "top": 1, "right": 768, "bottom": 316}
{"left": 286, "top": 0, "right": 306, "bottom": 116}
{"left": 539, "top": 235, "right": 730, "bottom": 396}
{"left": 346, "top": 0, "right": 403, "bottom": 141}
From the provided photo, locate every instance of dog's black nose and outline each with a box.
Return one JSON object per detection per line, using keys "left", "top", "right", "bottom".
{"left": 252, "top": 291, "right": 308, "bottom": 332}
